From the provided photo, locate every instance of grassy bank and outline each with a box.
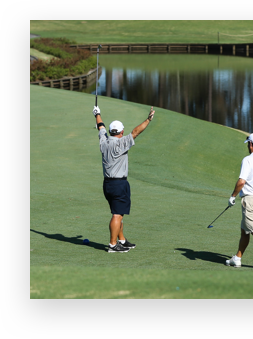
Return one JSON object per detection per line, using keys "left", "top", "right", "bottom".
{"left": 30, "top": 20, "right": 253, "bottom": 44}
{"left": 30, "top": 85, "right": 252, "bottom": 299}
{"left": 30, "top": 38, "right": 97, "bottom": 82}
{"left": 30, "top": 48, "right": 56, "bottom": 61}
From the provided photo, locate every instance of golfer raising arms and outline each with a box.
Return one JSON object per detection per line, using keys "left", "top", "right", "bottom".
{"left": 93, "top": 105, "right": 155, "bottom": 253}
{"left": 226, "top": 134, "right": 253, "bottom": 267}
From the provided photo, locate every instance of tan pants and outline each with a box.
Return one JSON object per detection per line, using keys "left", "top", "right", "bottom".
{"left": 241, "top": 196, "right": 253, "bottom": 234}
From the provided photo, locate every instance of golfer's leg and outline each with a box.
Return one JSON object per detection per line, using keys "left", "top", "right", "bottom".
{"left": 236, "top": 228, "right": 250, "bottom": 258}
{"left": 118, "top": 219, "right": 125, "bottom": 241}
{"left": 109, "top": 214, "right": 123, "bottom": 245}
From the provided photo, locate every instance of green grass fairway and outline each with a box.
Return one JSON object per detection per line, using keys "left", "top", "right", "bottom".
{"left": 30, "top": 85, "right": 253, "bottom": 299}
{"left": 30, "top": 20, "right": 253, "bottom": 44}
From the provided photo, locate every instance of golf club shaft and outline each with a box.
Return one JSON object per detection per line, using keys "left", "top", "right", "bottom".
{"left": 208, "top": 206, "right": 230, "bottom": 227}
{"left": 95, "top": 45, "right": 102, "bottom": 107}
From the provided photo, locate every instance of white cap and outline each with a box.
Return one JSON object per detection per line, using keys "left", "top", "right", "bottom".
{"left": 244, "top": 133, "right": 253, "bottom": 143}
{"left": 109, "top": 120, "right": 124, "bottom": 134}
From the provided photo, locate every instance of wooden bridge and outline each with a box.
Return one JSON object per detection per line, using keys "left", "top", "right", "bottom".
{"left": 70, "top": 43, "right": 253, "bottom": 57}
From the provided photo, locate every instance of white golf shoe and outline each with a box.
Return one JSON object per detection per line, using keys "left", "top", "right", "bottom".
{"left": 226, "top": 255, "right": 241, "bottom": 268}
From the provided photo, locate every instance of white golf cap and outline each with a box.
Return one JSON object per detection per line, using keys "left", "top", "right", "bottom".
{"left": 244, "top": 133, "right": 253, "bottom": 143}
{"left": 109, "top": 120, "right": 124, "bottom": 134}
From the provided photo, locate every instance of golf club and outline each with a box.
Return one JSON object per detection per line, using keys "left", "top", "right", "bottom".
{"left": 95, "top": 44, "right": 102, "bottom": 107}
{"left": 207, "top": 206, "right": 230, "bottom": 228}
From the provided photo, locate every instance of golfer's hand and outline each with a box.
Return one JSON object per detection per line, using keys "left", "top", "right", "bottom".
{"left": 148, "top": 106, "right": 155, "bottom": 121}
{"left": 93, "top": 106, "right": 100, "bottom": 116}
{"left": 228, "top": 196, "right": 236, "bottom": 207}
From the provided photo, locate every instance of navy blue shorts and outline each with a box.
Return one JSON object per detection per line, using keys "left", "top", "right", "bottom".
{"left": 103, "top": 178, "right": 131, "bottom": 215}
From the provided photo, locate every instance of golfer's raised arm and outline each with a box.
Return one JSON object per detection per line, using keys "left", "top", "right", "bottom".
{"left": 131, "top": 106, "right": 155, "bottom": 139}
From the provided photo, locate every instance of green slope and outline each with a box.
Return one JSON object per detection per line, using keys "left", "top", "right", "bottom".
{"left": 30, "top": 85, "right": 252, "bottom": 299}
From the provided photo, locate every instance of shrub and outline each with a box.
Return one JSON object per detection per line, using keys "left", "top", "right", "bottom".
{"left": 30, "top": 41, "right": 72, "bottom": 59}
{"left": 30, "top": 70, "right": 46, "bottom": 82}
{"left": 38, "top": 72, "right": 46, "bottom": 81}
{"left": 50, "top": 37, "right": 77, "bottom": 45}
{"left": 30, "top": 38, "right": 91, "bottom": 60}
{"left": 69, "top": 58, "right": 97, "bottom": 76}
{"left": 30, "top": 38, "right": 96, "bottom": 82}
{"left": 46, "top": 66, "right": 69, "bottom": 79}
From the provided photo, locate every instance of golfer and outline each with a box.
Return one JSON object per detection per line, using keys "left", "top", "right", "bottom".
{"left": 226, "top": 133, "right": 253, "bottom": 267}
{"left": 93, "top": 105, "right": 155, "bottom": 253}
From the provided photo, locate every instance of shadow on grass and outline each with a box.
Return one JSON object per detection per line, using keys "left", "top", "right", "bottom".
{"left": 30, "top": 229, "right": 108, "bottom": 251}
{"left": 175, "top": 248, "right": 253, "bottom": 268}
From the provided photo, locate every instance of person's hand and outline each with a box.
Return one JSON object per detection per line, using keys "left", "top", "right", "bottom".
{"left": 148, "top": 106, "right": 155, "bottom": 121}
{"left": 93, "top": 106, "right": 100, "bottom": 116}
{"left": 228, "top": 196, "right": 236, "bottom": 207}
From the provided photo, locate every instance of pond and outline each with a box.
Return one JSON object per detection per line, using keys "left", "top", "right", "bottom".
{"left": 82, "top": 53, "right": 253, "bottom": 133}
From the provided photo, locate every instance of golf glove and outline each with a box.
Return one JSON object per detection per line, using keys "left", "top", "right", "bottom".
{"left": 228, "top": 196, "right": 236, "bottom": 207}
{"left": 93, "top": 106, "right": 100, "bottom": 116}
{"left": 148, "top": 107, "right": 155, "bottom": 121}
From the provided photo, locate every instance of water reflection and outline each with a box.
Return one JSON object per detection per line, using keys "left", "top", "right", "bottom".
{"left": 83, "top": 54, "right": 253, "bottom": 132}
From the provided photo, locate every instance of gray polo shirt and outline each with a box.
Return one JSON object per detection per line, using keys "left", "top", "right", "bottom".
{"left": 99, "top": 128, "right": 135, "bottom": 178}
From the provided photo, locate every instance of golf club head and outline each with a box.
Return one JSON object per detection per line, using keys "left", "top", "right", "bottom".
{"left": 98, "top": 44, "right": 102, "bottom": 49}
{"left": 207, "top": 225, "right": 213, "bottom": 228}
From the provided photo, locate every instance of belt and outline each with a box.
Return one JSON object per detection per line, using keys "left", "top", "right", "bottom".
{"left": 104, "top": 177, "right": 127, "bottom": 180}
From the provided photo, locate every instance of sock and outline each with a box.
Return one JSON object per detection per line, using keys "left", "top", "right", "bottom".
{"left": 119, "top": 239, "right": 126, "bottom": 244}
{"left": 235, "top": 255, "right": 241, "bottom": 260}
{"left": 109, "top": 243, "right": 116, "bottom": 248}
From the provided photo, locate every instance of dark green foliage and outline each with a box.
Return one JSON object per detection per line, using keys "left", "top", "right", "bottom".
{"left": 30, "top": 38, "right": 96, "bottom": 82}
